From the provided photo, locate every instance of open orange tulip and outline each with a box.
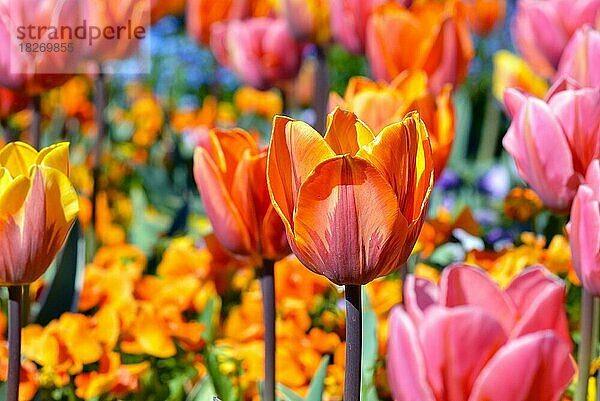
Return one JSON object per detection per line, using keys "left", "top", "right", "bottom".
{"left": 193, "top": 128, "right": 290, "bottom": 264}
{"left": 267, "top": 108, "right": 434, "bottom": 285}
{"left": 329, "top": 71, "right": 454, "bottom": 179}
{"left": 0, "top": 142, "right": 79, "bottom": 285}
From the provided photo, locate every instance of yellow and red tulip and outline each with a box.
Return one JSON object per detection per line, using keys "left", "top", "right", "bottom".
{"left": 193, "top": 128, "right": 290, "bottom": 264}
{"left": 0, "top": 141, "right": 79, "bottom": 286}
{"left": 267, "top": 108, "right": 434, "bottom": 285}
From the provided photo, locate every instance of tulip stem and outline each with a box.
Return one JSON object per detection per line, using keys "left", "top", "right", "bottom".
{"left": 30, "top": 96, "right": 41, "bottom": 149}
{"left": 7, "top": 286, "right": 22, "bottom": 401}
{"left": 92, "top": 68, "right": 107, "bottom": 234}
{"left": 576, "top": 289, "right": 595, "bottom": 401}
{"left": 344, "top": 284, "right": 362, "bottom": 401}
{"left": 313, "top": 45, "right": 329, "bottom": 134}
{"left": 259, "top": 259, "right": 276, "bottom": 401}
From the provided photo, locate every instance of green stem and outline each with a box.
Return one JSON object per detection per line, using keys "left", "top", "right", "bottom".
{"left": 7, "top": 286, "right": 22, "bottom": 401}
{"left": 576, "top": 290, "right": 595, "bottom": 401}
{"left": 344, "top": 284, "right": 362, "bottom": 401}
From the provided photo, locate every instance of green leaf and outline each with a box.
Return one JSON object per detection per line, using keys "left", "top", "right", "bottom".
{"left": 361, "top": 287, "right": 380, "bottom": 401}
{"left": 275, "top": 384, "right": 304, "bottom": 401}
{"left": 186, "top": 376, "right": 217, "bottom": 401}
{"left": 204, "top": 347, "right": 239, "bottom": 401}
{"left": 35, "top": 220, "right": 85, "bottom": 325}
{"left": 198, "top": 296, "right": 222, "bottom": 344}
{"left": 305, "top": 355, "right": 330, "bottom": 401}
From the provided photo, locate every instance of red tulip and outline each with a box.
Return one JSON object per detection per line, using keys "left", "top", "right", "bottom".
{"left": 330, "top": 0, "right": 388, "bottom": 54}
{"left": 0, "top": 87, "right": 28, "bottom": 119}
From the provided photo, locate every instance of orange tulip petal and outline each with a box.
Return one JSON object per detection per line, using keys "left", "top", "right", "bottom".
{"left": 194, "top": 147, "right": 253, "bottom": 255}
{"left": 267, "top": 115, "right": 335, "bottom": 231}
{"left": 324, "top": 107, "right": 375, "bottom": 155}
{"left": 292, "top": 155, "right": 399, "bottom": 285}
{"left": 204, "top": 128, "right": 259, "bottom": 189}
{"left": 357, "top": 112, "right": 434, "bottom": 224}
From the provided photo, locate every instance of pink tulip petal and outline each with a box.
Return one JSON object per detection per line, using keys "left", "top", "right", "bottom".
{"left": 419, "top": 306, "right": 508, "bottom": 401}
{"left": 403, "top": 275, "right": 439, "bottom": 322}
{"left": 468, "top": 331, "right": 575, "bottom": 401}
{"left": 440, "top": 264, "right": 516, "bottom": 333}
{"left": 387, "top": 307, "right": 436, "bottom": 401}
{"left": 507, "top": 266, "right": 572, "bottom": 348}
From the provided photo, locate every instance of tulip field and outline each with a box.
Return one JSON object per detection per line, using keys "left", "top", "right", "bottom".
{"left": 0, "top": 0, "right": 599, "bottom": 400}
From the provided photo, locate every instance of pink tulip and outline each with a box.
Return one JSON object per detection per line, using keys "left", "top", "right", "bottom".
{"left": 512, "top": 0, "right": 600, "bottom": 78}
{"left": 330, "top": 0, "right": 388, "bottom": 54}
{"left": 568, "top": 160, "right": 600, "bottom": 295}
{"left": 388, "top": 265, "right": 575, "bottom": 401}
{"left": 210, "top": 17, "right": 302, "bottom": 90}
{"left": 0, "top": 0, "right": 80, "bottom": 94}
{"left": 502, "top": 87, "right": 600, "bottom": 211}
{"left": 557, "top": 26, "right": 600, "bottom": 89}
{"left": 403, "top": 264, "right": 572, "bottom": 344}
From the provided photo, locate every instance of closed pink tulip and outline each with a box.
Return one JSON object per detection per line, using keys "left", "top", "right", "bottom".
{"left": 568, "top": 160, "right": 600, "bottom": 295}
{"left": 0, "top": 0, "right": 80, "bottom": 94}
{"left": 512, "top": 0, "right": 600, "bottom": 78}
{"left": 388, "top": 265, "right": 575, "bottom": 401}
{"left": 557, "top": 26, "right": 600, "bottom": 89}
{"left": 210, "top": 18, "right": 302, "bottom": 90}
{"left": 330, "top": 0, "right": 388, "bottom": 54}
{"left": 502, "top": 87, "right": 600, "bottom": 211}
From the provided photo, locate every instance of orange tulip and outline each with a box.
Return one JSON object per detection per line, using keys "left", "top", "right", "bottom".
{"left": 0, "top": 142, "right": 79, "bottom": 285}
{"left": 150, "top": 0, "right": 186, "bottom": 23}
{"left": 464, "top": 0, "right": 506, "bottom": 36}
{"left": 267, "top": 108, "right": 434, "bottom": 285}
{"left": 193, "top": 128, "right": 290, "bottom": 264}
{"left": 79, "top": 0, "right": 150, "bottom": 63}
{"left": 186, "top": 0, "right": 272, "bottom": 45}
{"left": 329, "top": 72, "right": 454, "bottom": 179}
{"left": 366, "top": 2, "right": 474, "bottom": 94}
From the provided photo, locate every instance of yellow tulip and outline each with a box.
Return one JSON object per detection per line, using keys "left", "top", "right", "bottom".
{"left": 0, "top": 142, "right": 79, "bottom": 286}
